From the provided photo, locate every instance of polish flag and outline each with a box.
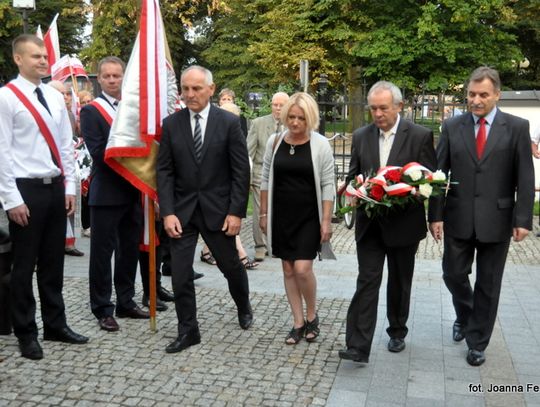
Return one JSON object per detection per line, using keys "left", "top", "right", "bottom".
{"left": 51, "top": 55, "right": 88, "bottom": 82}
{"left": 43, "top": 13, "right": 60, "bottom": 75}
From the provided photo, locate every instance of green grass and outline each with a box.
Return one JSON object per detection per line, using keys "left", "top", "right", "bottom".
{"left": 247, "top": 193, "right": 253, "bottom": 217}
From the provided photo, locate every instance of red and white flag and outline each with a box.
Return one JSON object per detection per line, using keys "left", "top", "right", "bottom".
{"left": 104, "top": 0, "right": 178, "bottom": 201}
{"left": 36, "top": 25, "right": 43, "bottom": 39}
{"left": 43, "top": 13, "right": 60, "bottom": 75}
{"left": 51, "top": 55, "right": 88, "bottom": 82}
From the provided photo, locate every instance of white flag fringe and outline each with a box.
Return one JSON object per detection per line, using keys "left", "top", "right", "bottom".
{"left": 104, "top": 0, "right": 178, "bottom": 201}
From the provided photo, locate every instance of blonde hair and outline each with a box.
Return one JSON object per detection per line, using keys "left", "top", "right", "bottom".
{"left": 78, "top": 90, "right": 93, "bottom": 104}
{"left": 280, "top": 92, "right": 320, "bottom": 132}
{"left": 220, "top": 102, "right": 241, "bottom": 116}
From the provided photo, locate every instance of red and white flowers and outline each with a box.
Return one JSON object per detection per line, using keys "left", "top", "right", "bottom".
{"left": 342, "top": 162, "right": 448, "bottom": 218}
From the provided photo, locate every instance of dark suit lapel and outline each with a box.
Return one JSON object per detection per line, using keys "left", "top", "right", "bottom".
{"left": 200, "top": 105, "right": 219, "bottom": 162}
{"left": 366, "top": 124, "right": 380, "bottom": 172}
{"left": 178, "top": 108, "right": 197, "bottom": 162}
{"left": 480, "top": 109, "right": 505, "bottom": 163}
{"left": 459, "top": 113, "right": 479, "bottom": 163}
{"left": 386, "top": 119, "right": 408, "bottom": 165}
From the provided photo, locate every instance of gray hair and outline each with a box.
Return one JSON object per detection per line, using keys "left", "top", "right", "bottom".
{"left": 219, "top": 88, "right": 235, "bottom": 100}
{"left": 468, "top": 66, "right": 501, "bottom": 91}
{"left": 181, "top": 65, "right": 214, "bottom": 86}
{"left": 97, "top": 56, "right": 125, "bottom": 75}
{"left": 368, "top": 81, "right": 403, "bottom": 105}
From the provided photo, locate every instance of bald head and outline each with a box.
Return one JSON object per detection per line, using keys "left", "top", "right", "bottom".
{"left": 48, "top": 80, "right": 66, "bottom": 93}
{"left": 271, "top": 92, "right": 289, "bottom": 121}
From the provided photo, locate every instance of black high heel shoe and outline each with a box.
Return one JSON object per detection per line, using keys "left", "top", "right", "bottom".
{"left": 305, "top": 314, "right": 319, "bottom": 342}
{"left": 285, "top": 323, "right": 306, "bottom": 345}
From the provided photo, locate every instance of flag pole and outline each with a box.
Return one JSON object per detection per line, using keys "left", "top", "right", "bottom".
{"left": 148, "top": 198, "right": 157, "bottom": 331}
{"left": 67, "top": 56, "right": 80, "bottom": 95}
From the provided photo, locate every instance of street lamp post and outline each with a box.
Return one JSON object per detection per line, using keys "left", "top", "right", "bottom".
{"left": 12, "top": 0, "right": 35, "bottom": 34}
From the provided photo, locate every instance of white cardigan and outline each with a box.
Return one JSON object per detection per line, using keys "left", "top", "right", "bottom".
{"left": 260, "top": 131, "right": 335, "bottom": 255}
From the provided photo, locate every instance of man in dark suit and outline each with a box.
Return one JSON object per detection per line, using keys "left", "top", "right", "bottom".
{"left": 339, "top": 81, "right": 437, "bottom": 363}
{"left": 157, "top": 65, "right": 252, "bottom": 354}
{"left": 80, "top": 56, "right": 149, "bottom": 332}
{"left": 428, "top": 66, "right": 534, "bottom": 366}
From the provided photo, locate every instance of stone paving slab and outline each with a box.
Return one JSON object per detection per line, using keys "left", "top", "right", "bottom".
{"left": 1, "top": 213, "right": 540, "bottom": 406}
{"left": 1, "top": 279, "right": 347, "bottom": 406}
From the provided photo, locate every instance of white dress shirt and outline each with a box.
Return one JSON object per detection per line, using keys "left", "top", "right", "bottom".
{"left": 472, "top": 107, "right": 497, "bottom": 140}
{"left": 379, "top": 114, "right": 400, "bottom": 167}
{"left": 189, "top": 103, "right": 211, "bottom": 143}
{"left": 0, "top": 75, "right": 76, "bottom": 210}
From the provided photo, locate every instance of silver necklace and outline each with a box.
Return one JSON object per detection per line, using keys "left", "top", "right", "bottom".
{"left": 289, "top": 144, "right": 295, "bottom": 155}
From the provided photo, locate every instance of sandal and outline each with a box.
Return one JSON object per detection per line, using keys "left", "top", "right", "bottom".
{"left": 240, "top": 256, "right": 259, "bottom": 270}
{"left": 200, "top": 250, "right": 217, "bottom": 265}
{"left": 305, "top": 314, "right": 320, "bottom": 342}
{"left": 285, "top": 324, "right": 306, "bottom": 345}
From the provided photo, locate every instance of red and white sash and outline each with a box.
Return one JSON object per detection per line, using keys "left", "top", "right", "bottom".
{"left": 89, "top": 97, "right": 117, "bottom": 126}
{"left": 5, "top": 82, "right": 64, "bottom": 175}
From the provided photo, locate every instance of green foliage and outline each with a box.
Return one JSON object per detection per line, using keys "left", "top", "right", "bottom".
{"left": 81, "top": 0, "right": 210, "bottom": 74}
{"left": 0, "top": 0, "right": 87, "bottom": 83}
{"left": 203, "top": 0, "right": 532, "bottom": 93}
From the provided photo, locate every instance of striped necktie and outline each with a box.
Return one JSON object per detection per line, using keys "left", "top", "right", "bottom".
{"left": 193, "top": 113, "right": 202, "bottom": 161}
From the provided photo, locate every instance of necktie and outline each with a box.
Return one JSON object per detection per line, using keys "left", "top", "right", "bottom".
{"left": 380, "top": 130, "right": 393, "bottom": 167}
{"left": 35, "top": 87, "right": 51, "bottom": 115}
{"left": 193, "top": 113, "right": 203, "bottom": 161}
{"left": 476, "top": 117, "right": 486, "bottom": 158}
{"left": 275, "top": 122, "right": 281, "bottom": 135}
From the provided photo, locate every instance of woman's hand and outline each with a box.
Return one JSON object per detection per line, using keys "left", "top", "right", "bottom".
{"left": 320, "top": 220, "right": 332, "bottom": 242}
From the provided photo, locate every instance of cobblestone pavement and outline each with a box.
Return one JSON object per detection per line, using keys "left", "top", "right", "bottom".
{"left": 1, "top": 213, "right": 540, "bottom": 406}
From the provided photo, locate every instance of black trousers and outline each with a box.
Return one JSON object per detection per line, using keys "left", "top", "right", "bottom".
{"left": 81, "top": 193, "right": 90, "bottom": 230}
{"left": 9, "top": 180, "right": 67, "bottom": 340}
{"left": 345, "top": 223, "right": 419, "bottom": 358}
{"left": 443, "top": 234, "right": 510, "bottom": 351}
{"left": 169, "top": 206, "right": 250, "bottom": 334}
{"left": 89, "top": 202, "right": 142, "bottom": 318}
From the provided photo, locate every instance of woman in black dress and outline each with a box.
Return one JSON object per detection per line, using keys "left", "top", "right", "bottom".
{"left": 259, "top": 92, "right": 335, "bottom": 344}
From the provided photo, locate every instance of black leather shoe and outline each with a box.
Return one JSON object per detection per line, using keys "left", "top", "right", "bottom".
{"left": 338, "top": 348, "right": 369, "bottom": 363}
{"left": 158, "top": 286, "right": 174, "bottom": 302}
{"left": 467, "top": 349, "right": 485, "bottom": 366}
{"left": 193, "top": 271, "right": 204, "bottom": 280}
{"left": 453, "top": 321, "right": 466, "bottom": 342}
{"left": 142, "top": 294, "right": 168, "bottom": 311}
{"left": 388, "top": 338, "right": 406, "bottom": 353}
{"left": 165, "top": 330, "right": 201, "bottom": 354}
{"left": 64, "top": 247, "right": 84, "bottom": 256}
{"left": 238, "top": 312, "right": 253, "bottom": 330}
{"left": 43, "top": 326, "right": 89, "bottom": 344}
{"left": 98, "top": 316, "right": 119, "bottom": 332}
{"left": 115, "top": 306, "right": 150, "bottom": 319}
{"left": 19, "top": 338, "right": 43, "bottom": 360}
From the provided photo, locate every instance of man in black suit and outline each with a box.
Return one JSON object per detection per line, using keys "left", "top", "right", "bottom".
{"left": 428, "top": 66, "right": 534, "bottom": 366}
{"left": 339, "top": 81, "right": 437, "bottom": 363}
{"left": 157, "top": 65, "right": 252, "bottom": 354}
{"left": 80, "top": 56, "right": 149, "bottom": 332}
